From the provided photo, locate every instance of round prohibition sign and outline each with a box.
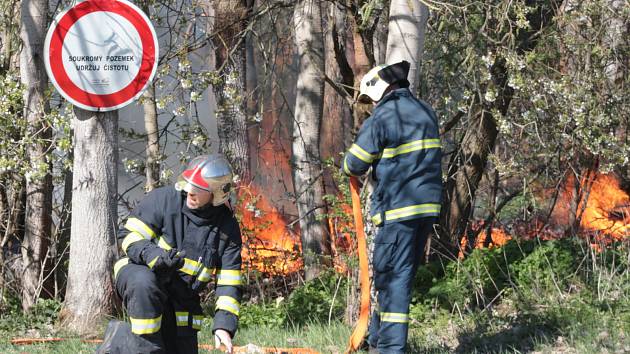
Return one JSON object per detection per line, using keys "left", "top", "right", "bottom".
{"left": 44, "top": 0, "right": 158, "bottom": 111}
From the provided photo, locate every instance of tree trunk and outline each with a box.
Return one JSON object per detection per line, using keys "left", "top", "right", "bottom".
{"left": 142, "top": 82, "right": 160, "bottom": 192}
{"left": 442, "top": 109, "right": 498, "bottom": 254}
{"left": 0, "top": 179, "right": 25, "bottom": 302}
{"left": 440, "top": 3, "right": 559, "bottom": 253}
{"left": 322, "top": 1, "right": 353, "bottom": 178}
{"left": 208, "top": 0, "right": 250, "bottom": 180}
{"left": 1, "top": 1, "right": 20, "bottom": 73}
{"left": 350, "top": 13, "right": 373, "bottom": 131}
{"left": 19, "top": 0, "right": 53, "bottom": 311}
{"left": 441, "top": 54, "right": 516, "bottom": 253}
{"left": 60, "top": 109, "right": 118, "bottom": 335}
{"left": 385, "top": 0, "right": 429, "bottom": 94}
{"left": 55, "top": 161, "right": 73, "bottom": 299}
{"left": 293, "top": 0, "right": 330, "bottom": 281}
{"left": 245, "top": 0, "right": 259, "bottom": 177}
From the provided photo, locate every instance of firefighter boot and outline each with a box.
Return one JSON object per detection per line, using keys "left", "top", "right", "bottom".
{"left": 95, "top": 319, "right": 165, "bottom": 354}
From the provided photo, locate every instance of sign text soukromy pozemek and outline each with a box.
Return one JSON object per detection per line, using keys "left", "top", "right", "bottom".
{"left": 44, "top": 0, "right": 158, "bottom": 111}
{"left": 69, "top": 55, "right": 135, "bottom": 71}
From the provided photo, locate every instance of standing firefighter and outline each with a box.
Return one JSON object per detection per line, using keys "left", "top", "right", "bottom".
{"left": 343, "top": 61, "right": 442, "bottom": 353}
{"left": 97, "top": 154, "right": 241, "bottom": 354}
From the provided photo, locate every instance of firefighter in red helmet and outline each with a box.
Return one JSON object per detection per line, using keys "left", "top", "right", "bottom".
{"left": 97, "top": 154, "right": 241, "bottom": 354}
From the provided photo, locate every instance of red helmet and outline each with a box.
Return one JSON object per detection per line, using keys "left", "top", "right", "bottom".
{"left": 175, "top": 154, "right": 233, "bottom": 206}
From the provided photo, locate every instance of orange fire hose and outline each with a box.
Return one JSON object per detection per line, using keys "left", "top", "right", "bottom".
{"left": 345, "top": 176, "right": 371, "bottom": 353}
{"left": 10, "top": 338, "right": 320, "bottom": 353}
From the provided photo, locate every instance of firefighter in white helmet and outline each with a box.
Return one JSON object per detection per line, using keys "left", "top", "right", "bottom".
{"left": 97, "top": 154, "right": 241, "bottom": 354}
{"left": 343, "top": 61, "right": 443, "bottom": 353}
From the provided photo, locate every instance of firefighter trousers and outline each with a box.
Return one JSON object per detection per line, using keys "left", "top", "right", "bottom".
{"left": 115, "top": 263, "right": 199, "bottom": 354}
{"left": 367, "top": 217, "right": 434, "bottom": 354}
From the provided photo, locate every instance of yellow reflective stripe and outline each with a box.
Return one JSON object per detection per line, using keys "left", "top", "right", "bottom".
{"left": 125, "top": 217, "right": 156, "bottom": 240}
{"left": 217, "top": 269, "right": 242, "bottom": 286}
{"left": 113, "top": 258, "right": 129, "bottom": 279}
{"left": 196, "top": 267, "right": 217, "bottom": 282}
{"left": 147, "top": 256, "right": 159, "bottom": 269}
{"left": 121, "top": 232, "right": 145, "bottom": 253}
{"left": 179, "top": 258, "right": 202, "bottom": 276}
{"left": 371, "top": 203, "right": 441, "bottom": 225}
{"left": 130, "top": 315, "right": 162, "bottom": 334}
{"left": 380, "top": 312, "right": 409, "bottom": 323}
{"left": 216, "top": 296, "right": 240, "bottom": 316}
{"left": 156, "top": 236, "right": 172, "bottom": 251}
{"left": 349, "top": 144, "right": 377, "bottom": 163}
{"left": 381, "top": 138, "right": 441, "bottom": 159}
{"left": 192, "top": 315, "right": 203, "bottom": 330}
{"left": 385, "top": 203, "right": 441, "bottom": 220}
{"left": 175, "top": 311, "right": 189, "bottom": 326}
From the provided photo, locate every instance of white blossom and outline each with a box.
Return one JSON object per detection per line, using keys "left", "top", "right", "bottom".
{"left": 484, "top": 89, "right": 497, "bottom": 103}
{"left": 190, "top": 91, "right": 202, "bottom": 102}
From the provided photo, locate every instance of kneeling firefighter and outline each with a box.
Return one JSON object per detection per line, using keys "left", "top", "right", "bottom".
{"left": 96, "top": 154, "right": 242, "bottom": 354}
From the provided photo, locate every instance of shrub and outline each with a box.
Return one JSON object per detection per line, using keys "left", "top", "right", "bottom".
{"left": 425, "top": 240, "right": 535, "bottom": 309}
{"left": 0, "top": 297, "right": 61, "bottom": 333}
{"left": 285, "top": 270, "right": 347, "bottom": 325}
{"left": 239, "top": 270, "right": 348, "bottom": 328}
{"left": 510, "top": 239, "right": 578, "bottom": 298}
{"left": 239, "top": 300, "right": 287, "bottom": 329}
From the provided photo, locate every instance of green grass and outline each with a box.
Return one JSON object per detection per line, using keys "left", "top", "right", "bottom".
{"left": 1, "top": 238, "right": 628, "bottom": 353}
{"left": 1, "top": 306, "right": 628, "bottom": 354}
{"left": 0, "top": 321, "right": 354, "bottom": 354}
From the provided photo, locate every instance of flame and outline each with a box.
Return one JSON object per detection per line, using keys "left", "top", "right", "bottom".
{"left": 236, "top": 186, "right": 355, "bottom": 275}
{"left": 458, "top": 222, "right": 512, "bottom": 257}
{"left": 575, "top": 174, "right": 630, "bottom": 239}
{"left": 237, "top": 184, "right": 302, "bottom": 275}
{"left": 458, "top": 173, "right": 629, "bottom": 257}
{"left": 475, "top": 227, "right": 512, "bottom": 248}
{"left": 238, "top": 172, "right": 628, "bottom": 267}
{"left": 327, "top": 198, "right": 354, "bottom": 273}
{"left": 551, "top": 172, "right": 630, "bottom": 244}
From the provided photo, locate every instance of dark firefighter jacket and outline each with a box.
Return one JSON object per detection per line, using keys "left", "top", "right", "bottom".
{"left": 113, "top": 186, "right": 242, "bottom": 335}
{"left": 343, "top": 88, "right": 442, "bottom": 225}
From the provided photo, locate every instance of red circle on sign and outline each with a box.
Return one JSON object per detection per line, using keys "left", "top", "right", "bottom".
{"left": 46, "top": 0, "right": 157, "bottom": 110}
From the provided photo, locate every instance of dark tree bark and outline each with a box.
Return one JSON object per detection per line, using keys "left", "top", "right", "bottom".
{"left": 19, "top": 0, "right": 53, "bottom": 310}
{"left": 439, "top": 1, "right": 561, "bottom": 253}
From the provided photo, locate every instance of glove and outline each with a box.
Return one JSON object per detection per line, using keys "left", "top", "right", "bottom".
{"left": 214, "top": 329, "right": 233, "bottom": 354}
{"left": 149, "top": 249, "right": 186, "bottom": 273}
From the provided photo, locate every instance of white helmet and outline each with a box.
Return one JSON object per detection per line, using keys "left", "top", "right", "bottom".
{"left": 358, "top": 60, "right": 411, "bottom": 103}
{"left": 175, "top": 154, "right": 234, "bottom": 206}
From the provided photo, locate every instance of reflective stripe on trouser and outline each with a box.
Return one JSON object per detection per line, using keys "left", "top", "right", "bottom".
{"left": 368, "top": 217, "right": 434, "bottom": 354}
{"left": 129, "top": 315, "right": 162, "bottom": 335}
{"left": 115, "top": 263, "right": 199, "bottom": 354}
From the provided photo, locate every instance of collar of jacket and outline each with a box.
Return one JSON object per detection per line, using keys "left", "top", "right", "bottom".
{"left": 181, "top": 195, "right": 226, "bottom": 226}
{"left": 375, "top": 87, "right": 411, "bottom": 108}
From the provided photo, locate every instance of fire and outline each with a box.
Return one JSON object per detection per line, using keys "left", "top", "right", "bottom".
{"left": 238, "top": 172, "right": 628, "bottom": 267}
{"left": 475, "top": 227, "right": 512, "bottom": 248}
{"left": 459, "top": 222, "right": 512, "bottom": 257}
{"left": 236, "top": 184, "right": 302, "bottom": 275}
{"left": 574, "top": 174, "right": 630, "bottom": 239}
{"left": 236, "top": 186, "right": 355, "bottom": 275}
{"left": 327, "top": 198, "right": 354, "bottom": 273}
{"left": 552, "top": 172, "right": 630, "bottom": 242}
{"left": 460, "top": 173, "right": 629, "bottom": 257}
